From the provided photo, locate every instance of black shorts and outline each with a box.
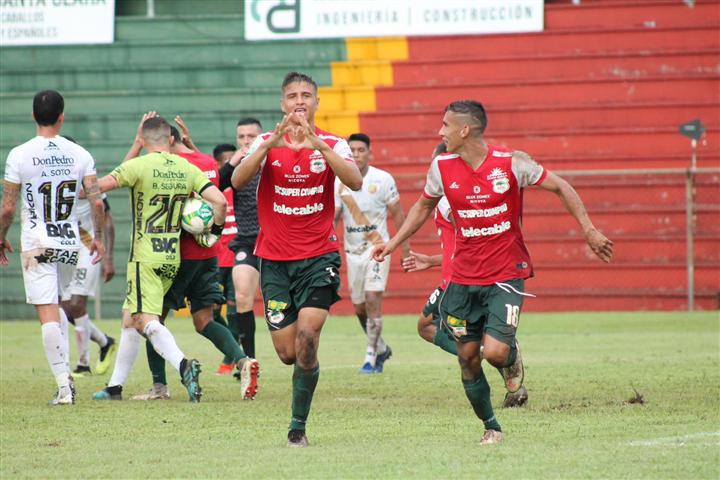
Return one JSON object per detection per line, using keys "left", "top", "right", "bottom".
{"left": 163, "top": 258, "right": 226, "bottom": 314}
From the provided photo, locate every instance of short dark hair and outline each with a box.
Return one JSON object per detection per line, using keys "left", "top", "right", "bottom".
{"left": 237, "top": 117, "right": 262, "bottom": 129}
{"left": 446, "top": 100, "right": 488, "bottom": 134}
{"left": 33, "top": 90, "right": 64, "bottom": 126}
{"left": 168, "top": 125, "right": 181, "bottom": 144}
{"left": 282, "top": 71, "right": 318, "bottom": 93}
{"left": 432, "top": 142, "right": 447, "bottom": 157}
{"left": 348, "top": 133, "right": 371, "bottom": 148}
{"left": 141, "top": 116, "right": 171, "bottom": 143}
{"left": 213, "top": 143, "right": 236, "bottom": 161}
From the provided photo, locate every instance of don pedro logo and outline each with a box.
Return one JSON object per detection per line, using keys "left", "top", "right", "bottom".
{"left": 266, "top": 299, "right": 288, "bottom": 324}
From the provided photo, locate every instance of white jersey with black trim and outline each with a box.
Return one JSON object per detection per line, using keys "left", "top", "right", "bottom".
{"left": 4, "top": 135, "right": 96, "bottom": 251}
{"left": 335, "top": 165, "right": 400, "bottom": 255}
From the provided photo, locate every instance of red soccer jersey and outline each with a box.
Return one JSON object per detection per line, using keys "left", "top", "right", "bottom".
{"left": 435, "top": 196, "right": 455, "bottom": 288}
{"left": 247, "top": 127, "right": 354, "bottom": 261}
{"left": 423, "top": 145, "right": 547, "bottom": 285}
{"left": 178, "top": 151, "right": 220, "bottom": 260}
{"left": 217, "top": 187, "right": 236, "bottom": 267}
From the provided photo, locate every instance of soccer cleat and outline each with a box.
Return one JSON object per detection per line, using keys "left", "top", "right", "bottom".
{"left": 95, "top": 336, "right": 117, "bottom": 375}
{"left": 480, "top": 429, "right": 504, "bottom": 445}
{"left": 216, "top": 362, "right": 236, "bottom": 376}
{"left": 92, "top": 387, "right": 122, "bottom": 401}
{"left": 287, "top": 429, "right": 309, "bottom": 448}
{"left": 72, "top": 365, "right": 92, "bottom": 377}
{"left": 48, "top": 384, "right": 75, "bottom": 406}
{"left": 358, "top": 362, "right": 375, "bottom": 374}
{"left": 131, "top": 383, "right": 170, "bottom": 401}
{"left": 500, "top": 339, "right": 524, "bottom": 393}
{"left": 181, "top": 358, "right": 202, "bottom": 403}
{"left": 238, "top": 358, "right": 259, "bottom": 400}
{"left": 374, "top": 345, "right": 393, "bottom": 373}
{"left": 502, "top": 384, "right": 528, "bottom": 408}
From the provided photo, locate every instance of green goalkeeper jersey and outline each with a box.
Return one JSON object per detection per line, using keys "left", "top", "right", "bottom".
{"left": 110, "top": 151, "right": 212, "bottom": 264}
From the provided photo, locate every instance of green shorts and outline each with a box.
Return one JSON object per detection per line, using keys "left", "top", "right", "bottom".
{"left": 439, "top": 279, "right": 525, "bottom": 344}
{"left": 216, "top": 266, "right": 235, "bottom": 303}
{"left": 163, "top": 258, "right": 226, "bottom": 314}
{"left": 260, "top": 251, "right": 341, "bottom": 330}
{"left": 422, "top": 286, "right": 444, "bottom": 326}
{"left": 124, "top": 261, "right": 179, "bottom": 316}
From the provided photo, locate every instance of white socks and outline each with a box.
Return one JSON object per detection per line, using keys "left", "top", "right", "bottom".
{"left": 41, "top": 322, "right": 70, "bottom": 388}
{"left": 88, "top": 319, "right": 108, "bottom": 348}
{"left": 74, "top": 313, "right": 91, "bottom": 367}
{"left": 365, "top": 317, "right": 384, "bottom": 366}
{"left": 58, "top": 309, "right": 71, "bottom": 369}
{"left": 143, "top": 320, "right": 184, "bottom": 372}
{"left": 108, "top": 327, "right": 141, "bottom": 387}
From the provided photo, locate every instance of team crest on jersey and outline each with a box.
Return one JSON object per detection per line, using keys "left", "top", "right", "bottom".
{"left": 368, "top": 183, "right": 378, "bottom": 194}
{"left": 487, "top": 167, "right": 507, "bottom": 180}
{"left": 473, "top": 185, "right": 481, "bottom": 194}
{"left": 310, "top": 158, "right": 326, "bottom": 174}
{"left": 492, "top": 178, "right": 510, "bottom": 194}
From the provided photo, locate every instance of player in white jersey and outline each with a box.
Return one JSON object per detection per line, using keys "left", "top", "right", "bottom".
{"left": 334, "top": 133, "right": 409, "bottom": 373}
{"left": 0, "top": 90, "right": 105, "bottom": 405}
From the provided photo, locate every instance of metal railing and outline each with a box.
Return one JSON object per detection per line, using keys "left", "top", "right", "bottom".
{"left": 555, "top": 166, "right": 720, "bottom": 311}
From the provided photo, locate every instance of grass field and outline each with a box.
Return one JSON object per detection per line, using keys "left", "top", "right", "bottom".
{"left": 1, "top": 311, "right": 718, "bottom": 479}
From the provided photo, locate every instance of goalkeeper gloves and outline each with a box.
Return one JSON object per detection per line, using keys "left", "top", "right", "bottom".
{"left": 194, "top": 223, "right": 223, "bottom": 248}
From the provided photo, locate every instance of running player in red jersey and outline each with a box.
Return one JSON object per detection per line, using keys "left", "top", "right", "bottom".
{"left": 403, "top": 142, "right": 529, "bottom": 408}
{"left": 232, "top": 72, "right": 362, "bottom": 447}
{"left": 375, "top": 100, "right": 613, "bottom": 445}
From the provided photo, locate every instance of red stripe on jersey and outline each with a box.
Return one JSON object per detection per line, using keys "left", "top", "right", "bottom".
{"left": 217, "top": 187, "right": 236, "bottom": 267}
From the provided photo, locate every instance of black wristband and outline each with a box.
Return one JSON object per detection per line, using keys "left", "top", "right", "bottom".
{"left": 210, "top": 223, "right": 223, "bottom": 235}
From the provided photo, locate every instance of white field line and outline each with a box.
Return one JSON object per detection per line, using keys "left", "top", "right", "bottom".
{"left": 627, "top": 432, "right": 720, "bottom": 447}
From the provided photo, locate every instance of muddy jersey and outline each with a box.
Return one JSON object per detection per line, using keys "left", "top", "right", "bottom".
{"left": 423, "top": 145, "right": 546, "bottom": 285}
{"left": 110, "top": 151, "right": 212, "bottom": 264}
{"left": 334, "top": 165, "right": 399, "bottom": 255}
{"left": 4, "top": 135, "right": 96, "bottom": 251}
{"left": 246, "top": 127, "right": 354, "bottom": 261}
{"left": 435, "top": 196, "right": 455, "bottom": 287}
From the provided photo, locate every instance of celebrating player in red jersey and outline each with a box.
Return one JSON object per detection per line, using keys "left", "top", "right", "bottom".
{"left": 375, "top": 100, "right": 613, "bottom": 445}
{"left": 231, "top": 72, "right": 362, "bottom": 447}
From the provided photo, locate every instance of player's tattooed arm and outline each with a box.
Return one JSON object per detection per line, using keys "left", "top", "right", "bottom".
{"left": 0, "top": 181, "right": 20, "bottom": 265}
{"left": 83, "top": 175, "right": 104, "bottom": 241}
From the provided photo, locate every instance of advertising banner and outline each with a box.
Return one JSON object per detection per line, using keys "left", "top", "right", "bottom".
{"left": 1, "top": 0, "right": 116, "bottom": 47}
{"left": 245, "top": 0, "right": 543, "bottom": 41}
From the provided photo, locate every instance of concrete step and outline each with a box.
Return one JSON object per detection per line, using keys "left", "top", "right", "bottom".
{"left": 369, "top": 126, "right": 720, "bottom": 160}
{"left": 391, "top": 49, "right": 720, "bottom": 86}
{"left": 407, "top": 25, "right": 719, "bottom": 60}
{"left": 360, "top": 101, "right": 720, "bottom": 135}
{"left": 374, "top": 75, "right": 720, "bottom": 111}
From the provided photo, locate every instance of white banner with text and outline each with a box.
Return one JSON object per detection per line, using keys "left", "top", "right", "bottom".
{"left": 1, "top": 0, "right": 116, "bottom": 47}
{"left": 245, "top": 0, "right": 543, "bottom": 41}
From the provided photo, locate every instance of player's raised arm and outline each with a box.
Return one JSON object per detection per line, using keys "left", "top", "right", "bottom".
{"left": 373, "top": 194, "right": 439, "bottom": 262}
{"left": 174, "top": 115, "right": 199, "bottom": 152}
{"left": 232, "top": 115, "right": 292, "bottom": 190}
{"left": 124, "top": 111, "right": 158, "bottom": 161}
{"left": 295, "top": 114, "right": 362, "bottom": 191}
{"left": 0, "top": 180, "right": 19, "bottom": 266}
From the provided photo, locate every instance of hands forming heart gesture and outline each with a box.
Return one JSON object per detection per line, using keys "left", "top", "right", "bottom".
{"left": 266, "top": 113, "right": 322, "bottom": 152}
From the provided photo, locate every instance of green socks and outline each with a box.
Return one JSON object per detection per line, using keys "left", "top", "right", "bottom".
{"left": 432, "top": 329, "right": 458, "bottom": 355}
{"left": 213, "top": 307, "right": 228, "bottom": 328}
{"left": 146, "top": 339, "right": 167, "bottom": 385}
{"left": 290, "top": 364, "right": 320, "bottom": 431}
{"left": 201, "top": 320, "right": 246, "bottom": 363}
{"left": 463, "top": 369, "right": 502, "bottom": 432}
